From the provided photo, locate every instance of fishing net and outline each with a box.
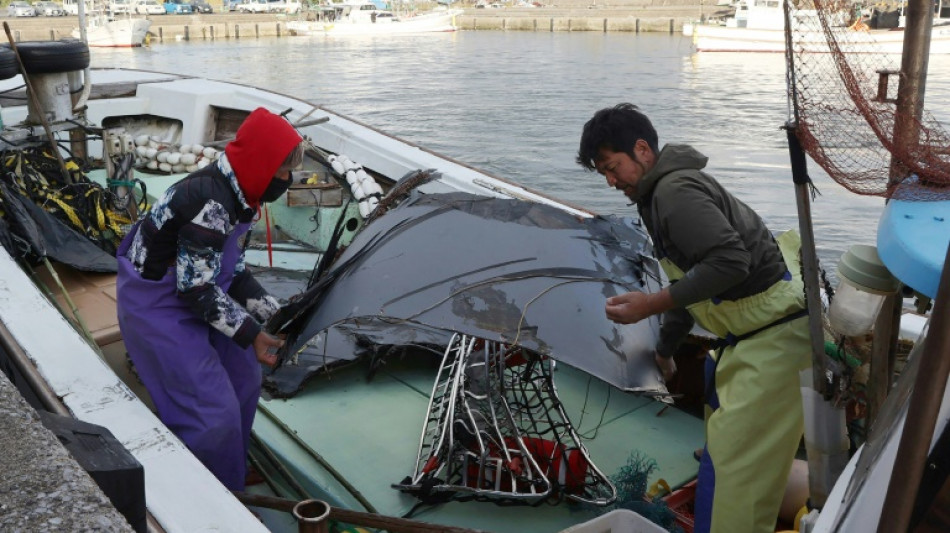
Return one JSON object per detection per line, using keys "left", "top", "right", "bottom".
{"left": 785, "top": 0, "right": 950, "bottom": 200}
{"left": 0, "top": 147, "right": 139, "bottom": 257}
{"left": 395, "top": 333, "right": 617, "bottom": 507}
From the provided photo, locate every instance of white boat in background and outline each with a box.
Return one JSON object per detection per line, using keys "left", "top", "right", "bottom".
{"left": 71, "top": 8, "right": 151, "bottom": 47}
{"left": 685, "top": 0, "right": 950, "bottom": 53}
{"left": 287, "top": 2, "right": 460, "bottom": 36}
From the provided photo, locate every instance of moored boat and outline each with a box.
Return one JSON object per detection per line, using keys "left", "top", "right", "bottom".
{"left": 71, "top": 7, "right": 151, "bottom": 48}
{"left": 686, "top": 0, "right": 950, "bottom": 53}
{"left": 287, "top": 2, "right": 461, "bottom": 36}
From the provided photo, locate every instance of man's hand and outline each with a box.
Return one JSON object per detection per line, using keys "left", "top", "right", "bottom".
{"left": 253, "top": 331, "right": 284, "bottom": 367}
{"left": 606, "top": 288, "right": 676, "bottom": 325}
{"left": 655, "top": 353, "right": 677, "bottom": 383}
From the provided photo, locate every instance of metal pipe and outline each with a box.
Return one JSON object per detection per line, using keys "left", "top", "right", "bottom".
{"left": 785, "top": 123, "right": 851, "bottom": 509}
{"left": 232, "top": 492, "right": 489, "bottom": 533}
{"left": 785, "top": 123, "right": 828, "bottom": 397}
{"left": 877, "top": 244, "right": 950, "bottom": 532}
{"left": 890, "top": 0, "right": 933, "bottom": 183}
{"left": 293, "top": 499, "right": 330, "bottom": 533}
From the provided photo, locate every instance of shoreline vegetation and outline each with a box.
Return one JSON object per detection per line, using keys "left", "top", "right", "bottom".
{"left": 1, "top": 2, "right": 722, "bottom": 41}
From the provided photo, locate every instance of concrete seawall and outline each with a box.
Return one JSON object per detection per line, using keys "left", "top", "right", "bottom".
{"left": 0, "top": 5, "right": 715, "bottom": 42}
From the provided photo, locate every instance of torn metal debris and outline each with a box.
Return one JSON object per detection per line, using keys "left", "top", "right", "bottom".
{"left": 265, "top": 190, "right": 666, "bottom": 398}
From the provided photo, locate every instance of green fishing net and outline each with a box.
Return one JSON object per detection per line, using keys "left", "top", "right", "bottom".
{"left": 604, "top": 452, "right": 684, "bottom": 533}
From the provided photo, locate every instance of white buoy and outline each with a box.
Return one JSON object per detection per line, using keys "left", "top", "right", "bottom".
{"left": 180, "top": 153, "right": 197, "bottom": 166}
{"left": 159, "top": 162, "right": 172, "bottom": 172}
{"left": 171, "top": 164, "right": 185, "bottom": 173}
{"left": 185, "top": 164, "right": 198, "bottom": 173}
{"left": 196, "top": 158, "right": 210, "bottom": 169}
{"left": 330, "top": 158, "right": 345, "bottom": 175}
{"left": 156, "top": 152, "right": 169, "bottom": 163}
{"left": 145, "top": 147, "right": 158, "bottom": 159}
{"left": 135, "top": 146, "right": 149, "bottom": 157}
{"left": 134, "top": 135, "right": 150, "bottom": 147}
{"left": 179, "top": 144, "right": 192, "bottom": 155}
{"left": 192, "top": 144, "right": 205, "bottom": 155}
{"left": 167, "top": 152, "right": 182, "bottom": 166}
{"left": 358, "top": 201, "right": 372, "bottom": 218}
{"left": 146, "top": 160, "right": 158, "bottom": 170}
{"left": 202, "top": 147, "right": 217, "bottom": 159}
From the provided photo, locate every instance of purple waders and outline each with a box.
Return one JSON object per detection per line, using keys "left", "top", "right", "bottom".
{"left": 116, "top": 222, "right": 260, "bottom": 491}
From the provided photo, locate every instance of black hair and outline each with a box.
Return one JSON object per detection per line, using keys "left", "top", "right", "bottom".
{"left": 576, "top": 103, "right": 660, "bottom": 171}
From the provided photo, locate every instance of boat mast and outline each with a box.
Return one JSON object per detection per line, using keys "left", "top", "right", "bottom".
{"left": 77, "top": 0, "right": 88, "bottom": 44}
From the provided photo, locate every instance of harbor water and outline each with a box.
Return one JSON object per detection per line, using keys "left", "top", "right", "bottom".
{"left": 90, "top": 31, "right": 950, "bottom": 271}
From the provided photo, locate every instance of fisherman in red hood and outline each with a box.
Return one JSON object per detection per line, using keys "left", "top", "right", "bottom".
{"left": 116, "top": 108, "right": 303, "bottom": 490}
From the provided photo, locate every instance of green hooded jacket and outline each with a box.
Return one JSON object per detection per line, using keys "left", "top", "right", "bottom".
{"left": 633, "top": 144, "right": 787, "bottom": 357}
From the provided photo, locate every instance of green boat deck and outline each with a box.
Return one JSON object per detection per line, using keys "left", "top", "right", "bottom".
{"left": 252, "top": 356, "right": 704, "bottom": 532}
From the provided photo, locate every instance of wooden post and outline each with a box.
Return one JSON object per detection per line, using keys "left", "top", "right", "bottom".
{"left": 867, "top": 293, "right": 902, "bottom": 430}
{"left": 184, "top": 25, "right": 190, "bottom": 41}
{"left": 255, "top": 23, "right": 259, "bottom": 38}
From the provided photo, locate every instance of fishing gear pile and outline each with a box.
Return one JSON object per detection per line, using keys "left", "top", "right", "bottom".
{"left": 0, "top": 147, "right": 142, "bottom": 269}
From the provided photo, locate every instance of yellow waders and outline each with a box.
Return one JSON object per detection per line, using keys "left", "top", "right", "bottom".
{"left": 661, "top": 231, "right": 811, "bottom": 533}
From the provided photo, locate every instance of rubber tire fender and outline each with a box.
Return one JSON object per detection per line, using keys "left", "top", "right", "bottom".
{"left": 15, "top": 40, "right": 90, "bottom": 75}
{"left": 0, "top": 46, "right": 18, "bottom": 80}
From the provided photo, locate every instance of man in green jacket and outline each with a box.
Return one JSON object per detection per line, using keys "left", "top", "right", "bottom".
{"left": 577, "top": 103, "right": 810, "bottom": 533}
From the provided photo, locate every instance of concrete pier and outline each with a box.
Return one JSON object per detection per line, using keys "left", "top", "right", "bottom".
{"left": 0, "top": 3, "right": 717, "bottom": 42}
{"left": 0, "top": 371, "right": 133, "bottom": 532}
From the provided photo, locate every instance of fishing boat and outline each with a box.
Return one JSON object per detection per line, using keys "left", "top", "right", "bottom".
{"left": 287, "top": 1, "right": 460, "bottom": 37}
{"left": 684, "top": 0, "right": 950, "bottom": 53}
{"left": 0, "top": 38, "right": 705, "bottom": 532}
{"left": 70, "top": 2, "right": 151, "bottom": 47}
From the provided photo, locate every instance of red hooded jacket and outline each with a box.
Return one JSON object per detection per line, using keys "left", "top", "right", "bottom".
{"left": 224, "top": 107, "right": 303, "bottom": 209}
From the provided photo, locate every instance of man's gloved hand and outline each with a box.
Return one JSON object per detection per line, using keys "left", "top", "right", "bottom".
{"left": 655, "top": 352, "right": 677, "bottom": 383}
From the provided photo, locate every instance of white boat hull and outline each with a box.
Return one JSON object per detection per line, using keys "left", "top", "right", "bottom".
{"left": 288, "top": 10, "right": 459, "bottom": 36}
{"left": 72, "top": 18, "right": 152, "bottom": 47}
{"left": 691, "top": 22, "right": 950, "bottom": 54}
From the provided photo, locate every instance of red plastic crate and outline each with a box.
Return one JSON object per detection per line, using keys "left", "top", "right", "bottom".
{"left": 662, "top": 480, "right": 697, "bottom": 533}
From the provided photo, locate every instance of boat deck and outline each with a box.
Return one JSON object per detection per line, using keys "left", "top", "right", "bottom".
{"left": 34, "top": 252, "right": 703, "bottom": 533}
{"left": 253, "top": 355, "right": 704, "bottom": 532}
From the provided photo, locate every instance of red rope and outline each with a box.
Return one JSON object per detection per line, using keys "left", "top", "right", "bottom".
{"left": 263, "top": 203, "right": 273, "bottom": 267}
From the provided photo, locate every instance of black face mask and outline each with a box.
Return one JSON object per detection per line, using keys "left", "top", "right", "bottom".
{"left": 260, "top": 176, "right": 291, "bottom": 203}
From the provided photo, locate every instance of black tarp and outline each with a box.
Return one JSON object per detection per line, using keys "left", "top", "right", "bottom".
{"left": 265, "top": 191, "right": 666, "bottom": 397}
{"left": 0, "top": 181, "right": 117, "bottom": 272}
